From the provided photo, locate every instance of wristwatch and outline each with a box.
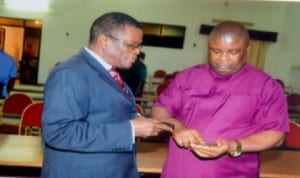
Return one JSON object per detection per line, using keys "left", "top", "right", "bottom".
{"left": 229, "top": 140, "right": 242, "bottom": 157}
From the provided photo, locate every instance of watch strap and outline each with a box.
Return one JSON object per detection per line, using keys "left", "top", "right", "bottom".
{"left": 229, "top": 140, "right": 242, "bottom": 157}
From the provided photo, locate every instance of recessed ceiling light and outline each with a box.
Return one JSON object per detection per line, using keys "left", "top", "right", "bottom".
{"left": 4, "top": 0, "right": 50, "bottom": 12}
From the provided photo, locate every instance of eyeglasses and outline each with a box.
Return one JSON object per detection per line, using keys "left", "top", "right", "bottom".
{"left": 106, "top": 34, "right": 142, "bottom": 51}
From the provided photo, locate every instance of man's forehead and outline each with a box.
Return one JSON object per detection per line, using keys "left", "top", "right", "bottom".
{"left": 210, "top": 33, "right": 247, "bottom": 46}
{"left": 221, "top": 34, "right": 234, "bottom": 44}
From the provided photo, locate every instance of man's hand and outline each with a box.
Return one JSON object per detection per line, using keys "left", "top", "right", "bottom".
{"left": 172, "top": 125, "right": 202, "bottom": 148}
{"left": 132, "top": 116, "right": 173, "bottom": 138}
{"left": 190, "top": 140, "right": 231, "bottom": 158}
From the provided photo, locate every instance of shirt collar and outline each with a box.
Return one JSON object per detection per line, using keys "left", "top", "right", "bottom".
{"left": 84, "top": 47, "right": 112, "bottom": 71}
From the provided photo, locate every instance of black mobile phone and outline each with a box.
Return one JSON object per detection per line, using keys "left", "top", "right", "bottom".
{"left": 197, "top": 142, "right": 220, "bottom": 147}
{"left": 160, "top": 121, "right": 175, "bottom": 130}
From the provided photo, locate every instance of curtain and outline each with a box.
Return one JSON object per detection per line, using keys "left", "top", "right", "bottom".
{"left": 247, "top": 40, "right": 267, "bottom": 70}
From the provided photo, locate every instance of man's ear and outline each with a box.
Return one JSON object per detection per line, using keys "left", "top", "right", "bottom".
{"left": 96, "top": 34, "right": 109, "bottom": 47}
{"left": 246, "top": 44, "right": 250, "bottom": 51}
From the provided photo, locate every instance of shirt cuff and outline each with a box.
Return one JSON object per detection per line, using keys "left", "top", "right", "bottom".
{"left": 130, "top": 120, "right": 135, "bottom": 144}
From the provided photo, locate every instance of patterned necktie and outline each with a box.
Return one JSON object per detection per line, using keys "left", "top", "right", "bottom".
{"left": 109, "top": 67, "right": 126, "bottom": 92}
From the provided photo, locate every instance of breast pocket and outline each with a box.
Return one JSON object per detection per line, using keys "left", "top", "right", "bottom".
{"left": 214, "top": 94, "right": 259, "bottom": 125}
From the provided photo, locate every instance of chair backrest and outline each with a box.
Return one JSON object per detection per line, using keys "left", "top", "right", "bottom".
{"left": 136, "top": 103, "right": 144, "bottom": 115}
{"left": 2, "top": 93, "right": 33, "bottom": 116}
{"left": 18, "top": 102, "right": 44, "bottom": 136}
{"left": 156, "top": 82, "right": 169, "bottom": 96}
{"left": 285, "top": 121, "right": 300, "bottom": 149}
{"left": 148, "top": 70, "right": 167, "bottom": 94}
{"left": 287, "top": 93, "right": 300, "bottom": 105}
{"left": 153, "top": 70, "right": 167, "bottom": 79}
{"left": 164, "top": 73, "right": 176, "bottom": 83}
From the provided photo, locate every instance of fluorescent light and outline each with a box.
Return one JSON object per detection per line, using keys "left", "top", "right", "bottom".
{"left": 4, "top": 0, "right": 50, "bottom": 12}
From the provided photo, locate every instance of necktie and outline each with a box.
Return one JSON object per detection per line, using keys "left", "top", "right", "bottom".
{"left": 109, "top": 67, "right": 126, "bottom": 92}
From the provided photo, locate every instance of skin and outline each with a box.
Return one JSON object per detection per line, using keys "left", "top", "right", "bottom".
{"left": 208, "top": 33, "right": 248, "bottom": 76}
{"left": 89, "top": 26, "right": 143, "bottom": 69}
{"left": 152, "top": 22, "right": 285, "bottom": 158}
{"left": 89, "top": 25, "right": 172, "bottom": 138}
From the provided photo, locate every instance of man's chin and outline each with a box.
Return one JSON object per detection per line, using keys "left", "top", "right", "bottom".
{"left": 216, "top": 68, "right": 242, "bottom": 76}
{"left": 214, "top": 68, "right": 234, "bottom": 76}
{"left": 123, "top": 63, "right": 133, "bottom": 69}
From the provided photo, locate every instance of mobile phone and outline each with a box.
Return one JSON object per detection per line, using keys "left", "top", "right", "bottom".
{"left": 196, "top": 142, "right": 220, "bottom": 147}
{"left": 160, "top": 121, "right": 175, "bottom": 130}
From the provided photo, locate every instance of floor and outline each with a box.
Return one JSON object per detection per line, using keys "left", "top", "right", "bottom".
{"left": 0, "top": 166, "right": 40, "bottom": 177}
{"left": 0, "top": 166, "right": 160, "bottom": 178}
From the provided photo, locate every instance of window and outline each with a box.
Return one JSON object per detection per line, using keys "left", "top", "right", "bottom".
{"left": 141, "top": 22, "right": 186, "bottom": 49}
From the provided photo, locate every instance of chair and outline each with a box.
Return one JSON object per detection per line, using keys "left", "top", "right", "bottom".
{"left": 287, "top": 93, "right": 300, "bottom": 106}
{"left": 153, "top": 69, "right": 167, "bottom": 79}
{"left": 156, "top": 82, "right": 169, "bottom": 96}
{"left": 1, "top": 93, "right": 33, "bottom": 117}
{"left": 164, "top": 73, "right": 176, "bottom": 83}
{"left": 149, "top": 69, "right": 167, "bottom": 94}
{"left": 136, "top": 103, "right": 144, "bottom": 115}
{"left": 287, "top": 93, "right": 300, "bottom": 117}
{"left": 18, "top": 102, "right": 44, "bottom": 136}
{"left": 285, "top": 121, "right": 300, "bottom": 149}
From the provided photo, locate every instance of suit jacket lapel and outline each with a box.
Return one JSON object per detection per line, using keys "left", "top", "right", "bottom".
{"left": 78, "top": 49, "right": 134, "bottom": 101}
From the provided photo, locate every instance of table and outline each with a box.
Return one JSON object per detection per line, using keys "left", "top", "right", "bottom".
{"left": 137, "top": 143, "right": 300, "bottom": 178}
{"left": 1, "top": 134, "right": 300, "bottom": 177}
{"left": 260, "top": 150, "right": 300, "bottom": 178}
{"left": 0, "top": 134, "right": 42, "bottom": 167}
{"left": 136, "top": 142, "right": 167, "bottom": 173}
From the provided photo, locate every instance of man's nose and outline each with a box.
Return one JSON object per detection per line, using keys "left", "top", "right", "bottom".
{"left": 220, "top": 52, "right": 227, "bottom": 60}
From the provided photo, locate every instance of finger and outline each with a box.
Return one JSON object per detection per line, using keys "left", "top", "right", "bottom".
{"left": 159, "top": 121, "right": 175, "bottom": 130}
{"left": 176, "top": 140, "right": 183, "bottom": 147}
{"left": 192, "top": 143, "right": 225, "bottom": 158}
{"left": 191, "top": 131, "right": 202, "bottom": 141}
{"left": 191, "top": 145, "right": 220, "bottom": 158}
{"left": 151, "top": 118, "right": 161, "bottom": 123}
{"left": 160, "top": 124, "right": 174, "bottom": 132}
{"left": 192, "top": 149, "right": 212, "bottom": 158}
{"left": 155, "top": 123, "right": 174, "bottom": 133}
{"left": 175, "top": 138, "right": 188, "bottom": 148}
{"left": 182, "top": 138, "right": 193, "bottom": 148}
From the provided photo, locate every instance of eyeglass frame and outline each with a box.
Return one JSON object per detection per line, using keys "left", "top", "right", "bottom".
{"left": 106, "top": 34, "right": 142, "bottom": 51}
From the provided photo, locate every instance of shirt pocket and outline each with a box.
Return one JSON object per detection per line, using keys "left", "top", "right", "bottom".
{"left": 214, "top": 94, "right": 259, "bottom": 125}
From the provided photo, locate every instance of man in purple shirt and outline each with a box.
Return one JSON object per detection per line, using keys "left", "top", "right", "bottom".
{"left": 152, "top": 22, "right": 289, "bottom": 178}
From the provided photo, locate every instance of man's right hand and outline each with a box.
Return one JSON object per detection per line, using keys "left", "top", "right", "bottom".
{"left": 131, "top": 116, "right": 173, "bottom": 138}
{"left": 172, "top": 126, "right": 203, "bottom": 148}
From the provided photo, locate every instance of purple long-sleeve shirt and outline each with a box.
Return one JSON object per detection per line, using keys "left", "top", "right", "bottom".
{"left": 155, "top": 64, "right": 289, "bottom": 178}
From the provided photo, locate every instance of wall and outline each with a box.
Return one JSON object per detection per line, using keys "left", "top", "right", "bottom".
{"left": 280, "top": 2, "right": 300, "bottom": 93}
{"left": 0, "top": 0, "right": 299, "bottom": 92}
{"left": 0, "top": 25, "right": 24, "bottom": 62}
